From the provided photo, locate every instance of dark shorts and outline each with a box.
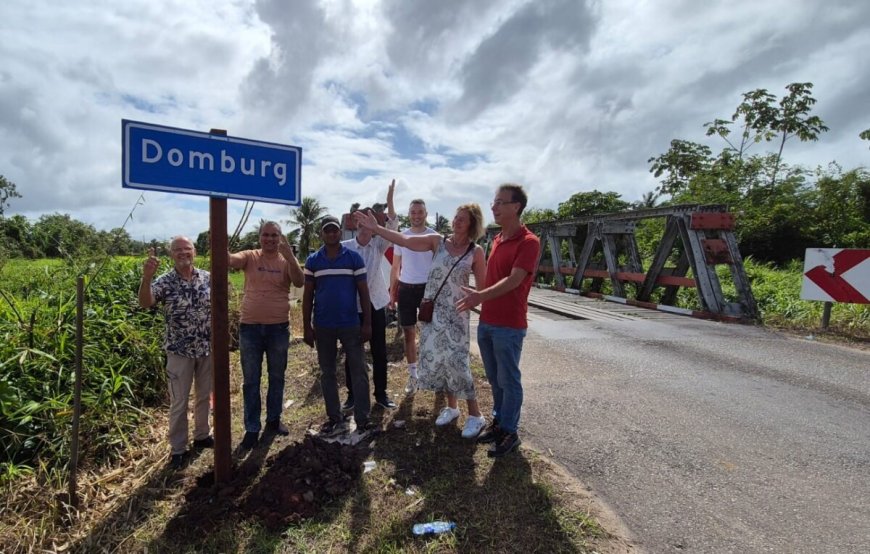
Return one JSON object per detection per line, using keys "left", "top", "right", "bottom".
{"left": 397, "top": 282, "right": 427, "bottom": 327}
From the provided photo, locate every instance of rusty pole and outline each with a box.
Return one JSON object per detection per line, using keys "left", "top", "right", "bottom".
{"left": 68, "top": 276, "right": 84, "bottom": 508}
{"left": 209, "top": 128, "right": 231, "bottom": 482}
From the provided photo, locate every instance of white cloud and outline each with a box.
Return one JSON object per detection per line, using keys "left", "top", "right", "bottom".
{"left": 1, "top": 0, "right": 867, "bottom": 243}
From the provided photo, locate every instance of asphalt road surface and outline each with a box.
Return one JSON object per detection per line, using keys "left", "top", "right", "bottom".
{"left": 474, "top": 293, "right": 869, "bottom": 553}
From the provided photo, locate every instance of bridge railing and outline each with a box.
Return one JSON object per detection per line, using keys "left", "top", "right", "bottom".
{"left": 485, "top": 204, "right": 758, "bottom": 321}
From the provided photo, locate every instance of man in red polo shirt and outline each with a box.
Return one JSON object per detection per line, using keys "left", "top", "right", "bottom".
{"left": 457, "top": 183, "right": 540, "bottom": 457}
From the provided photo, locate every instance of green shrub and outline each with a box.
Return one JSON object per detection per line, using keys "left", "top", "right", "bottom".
{"left": 720, "top": 258, "right": 869, "bottom": 334}
{"left": 0, "top": 257, "right": 165, "bottom": 479}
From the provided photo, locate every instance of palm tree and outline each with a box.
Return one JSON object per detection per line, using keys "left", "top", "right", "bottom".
{"left": 287, "top": 196, "right": 326, "bottom": 257}
{"left": 635, "top": 191, "right": 659, "bottom": 209}
{"left": 434, "top": 213, "right": 452, "bottom": 235}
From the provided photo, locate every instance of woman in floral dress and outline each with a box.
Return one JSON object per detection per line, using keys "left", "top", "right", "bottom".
{"left": 355, "top": 204, "right": 488, "bottom": 438}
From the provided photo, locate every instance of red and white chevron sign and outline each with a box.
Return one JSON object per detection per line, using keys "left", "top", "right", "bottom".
{"left": 801, "top": 248, "right": 870, "bottom": 304}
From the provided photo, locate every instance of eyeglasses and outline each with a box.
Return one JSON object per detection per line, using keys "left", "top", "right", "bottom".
{"left": 490, "top": 200, "right": 518, "bottom": 208}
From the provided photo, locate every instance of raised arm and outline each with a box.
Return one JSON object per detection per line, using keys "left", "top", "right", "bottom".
{"left": 278, "top": 234, "right": 305, "bottom": 287}
{"left": 228, "top": 250, "right": 247, "bottom": 270}
{"left": 386, "top": 179, "right": 397, "bottom": 221}
{"left": 138, "top": 248, "right": 159, "bottom": 309}
{"left": 354, "top": 210, "right": 440, "bottom": 253}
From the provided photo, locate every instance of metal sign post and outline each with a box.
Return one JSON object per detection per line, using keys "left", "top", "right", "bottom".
{"left": 122, "top": 120, "right": 302, "bottom": 483}
{"left": 208, "top": 130, "right": 231, "bottom": 482}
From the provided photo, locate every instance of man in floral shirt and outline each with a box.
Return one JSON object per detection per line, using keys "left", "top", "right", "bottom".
{"left": 139, "top": 236, "right": 212, "bottom": 469}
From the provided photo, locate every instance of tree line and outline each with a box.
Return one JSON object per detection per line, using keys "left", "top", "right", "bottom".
{"left": 523, "top": 83, "right": 869, "bottom": 264}
{"left": 2, "top": 82, "right": 868, "bottom": 266}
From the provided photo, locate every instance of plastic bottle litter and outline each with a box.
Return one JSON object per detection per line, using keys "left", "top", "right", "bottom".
{"left": 412, "top": 521, "right": 456, "bottom": 535}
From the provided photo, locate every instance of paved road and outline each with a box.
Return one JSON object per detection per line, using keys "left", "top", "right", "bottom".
{"left": 474, "top": 293, "right": 870, "bottom": 553}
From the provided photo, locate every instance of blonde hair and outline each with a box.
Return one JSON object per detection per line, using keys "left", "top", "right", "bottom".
{"left": 456, "top": 203, "right": 485, "bottom": 241}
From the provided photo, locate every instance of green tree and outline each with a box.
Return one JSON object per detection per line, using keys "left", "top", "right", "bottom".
{"left": 288, "top": 196, "right": 326, "bottom": 257}
{"left": 103, "top": 227, "right": 136, "bottom": 256}
{"left": 522, "top": 207, "right": 557, "bottom": 224}
{"left": 237, "top": 223, "right": 262, "bottom": 251}
{"left": 633, "top": 191, "right": 660, "bottom": 209}
{"left": 31, "top": 213, "right": 102, "bottom": 258}
{"left": 557, "top": 190, "right": 630, "bottom": 219}
{"left": 861, "top": 128, "right": 870, "bottom": 149}
{"left": 648, "top": 140, "right": 714, "bottom": 196}
{"left": 195, "top": 230, "right": 210, "bottom": 255}
{"left": 806, "top": 166, "right": 870, "bottom": 248}
{"left": 433, "top": 213, "right": 451, "bottom": 235}
{"left": 0, "top": 215, "right": 39, "bottom": 258}
{"left": 0, "top": 175, "right": 21, "bottom": 216}
{"left": 703, "top": 82, "right": 828, "bottom": 187}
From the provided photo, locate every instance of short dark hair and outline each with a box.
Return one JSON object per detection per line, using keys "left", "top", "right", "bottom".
{"left": 498, "top": 183, "right": 528, "bottom": 214}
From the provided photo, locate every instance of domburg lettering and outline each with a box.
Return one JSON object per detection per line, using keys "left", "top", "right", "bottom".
{"left": 141, "top": 138, "right": 288, "bottom": 186}
{"left": 123, "top": 119, "right": 300, "bottom": 204}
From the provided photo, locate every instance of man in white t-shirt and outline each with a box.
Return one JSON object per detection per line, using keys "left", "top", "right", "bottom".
{"left": 389, "top": 198, "right": 438, "bottom": 395}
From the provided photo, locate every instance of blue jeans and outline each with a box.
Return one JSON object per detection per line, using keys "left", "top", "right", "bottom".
{"left": 477, "top": 322, "right": 526, "bottom": 434}
{"left": 239, "top": 322, "right": 289, "bottom": 433}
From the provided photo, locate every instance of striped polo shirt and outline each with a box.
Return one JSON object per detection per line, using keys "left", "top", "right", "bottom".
{"left": 304, "top": 245, "right": 367, "bottom": 328}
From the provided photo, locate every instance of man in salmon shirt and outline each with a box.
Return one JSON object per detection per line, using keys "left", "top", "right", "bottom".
{"left": 230, "top": 221, "right": 305, "bottom": 449}
{"left": 457, "top": 183, "right": 540, "bottom": 458}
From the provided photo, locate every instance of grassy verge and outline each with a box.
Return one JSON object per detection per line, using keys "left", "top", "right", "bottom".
{"left": 2, "top": 304, "right": 624, "bottom": 553}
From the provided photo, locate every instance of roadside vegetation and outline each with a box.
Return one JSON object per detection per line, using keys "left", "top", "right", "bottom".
{"left": 0, "top": 280, "right": 618, "bottom": 553}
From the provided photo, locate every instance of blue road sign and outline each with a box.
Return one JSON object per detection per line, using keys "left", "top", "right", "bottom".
{"left": 122, "top": 119, "right": 301, "bottom": 205}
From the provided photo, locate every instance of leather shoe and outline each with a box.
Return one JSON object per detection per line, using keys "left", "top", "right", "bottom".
{"left": 476, "top": 421, "right": 503, "bottom": 444}
{"left": 240, "top": 431, "right": 259, "bottom": 449}
{"left": 375, "top": 396, "right": 397, "bottom": 409}
{"left": 193, "top": 436, "right": 214, "bottom": 449}
{"left": 488, "top": 432, "right": 521, "bottom": 458}
{"left": 168, "top": 452, "right": 186, "bottom": 469}
{"left": 265, "top": 420, "right": 290, "bottom": 436}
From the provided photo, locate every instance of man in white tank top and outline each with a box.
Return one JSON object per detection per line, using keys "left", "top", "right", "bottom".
{"left": 389, "top": 198, "right": 439, "bottom": 395}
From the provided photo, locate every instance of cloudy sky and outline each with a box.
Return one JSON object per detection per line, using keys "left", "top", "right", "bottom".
{"left": 2, "top": 0, "right": 868, "bottom": 243}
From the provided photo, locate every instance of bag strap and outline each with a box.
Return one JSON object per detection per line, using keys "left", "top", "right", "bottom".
{"left": 429, "top": 241, "right": 475, "bottom": 303}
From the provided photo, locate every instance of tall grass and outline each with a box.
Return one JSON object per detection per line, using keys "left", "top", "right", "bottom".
{"left": 672, "top": 258, "right": 868, "bottom": 335}
{"left": 0, "top": 257, "right": 166, "bottom": 483}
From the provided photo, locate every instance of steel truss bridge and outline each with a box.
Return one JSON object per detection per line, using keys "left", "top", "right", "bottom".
{"left": 485, "top": 204, "right": 758, "bottom": 321}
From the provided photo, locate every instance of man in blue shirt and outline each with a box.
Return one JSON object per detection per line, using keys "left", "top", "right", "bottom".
{"left": 302, "top": 216, "right": 373, "bottom": 435}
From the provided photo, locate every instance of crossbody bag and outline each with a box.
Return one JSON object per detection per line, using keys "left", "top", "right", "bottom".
{"left": 417, "top": 241, "right": 475, "bottom": 323}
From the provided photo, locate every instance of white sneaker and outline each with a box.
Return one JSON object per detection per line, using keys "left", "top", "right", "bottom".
{"left": 404, "top": 376, "right": 418, "bottom": 395}
{"left": 435, "top": 407, "right": 460, "bottom": 426}
{"left": 461, "top": 415, "right": 487, "bottom": 439}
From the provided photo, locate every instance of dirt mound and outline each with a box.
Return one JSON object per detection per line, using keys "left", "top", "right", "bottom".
{"left": 158, "top": 435, "right": 374, "bottom": 547}
{"left": 238, "top": 435, "right": 371, "bottom": 529}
